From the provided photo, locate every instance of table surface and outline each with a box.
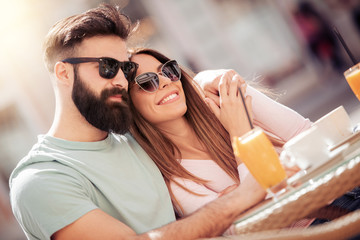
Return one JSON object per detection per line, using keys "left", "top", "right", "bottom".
{"left": 234, "top": 132, "right": 360, "bottom": 234}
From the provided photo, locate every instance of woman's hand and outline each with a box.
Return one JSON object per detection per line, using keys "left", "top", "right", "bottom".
{"left": 194, "top": 69, "right": 237, "bottom": 107}
{"left": 204, "top": 71, "right": 253, "bottom": 139}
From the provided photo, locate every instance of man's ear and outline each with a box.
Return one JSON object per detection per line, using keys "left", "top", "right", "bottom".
{"left": 54, "top": 61, "right": 73, "bottom": 86}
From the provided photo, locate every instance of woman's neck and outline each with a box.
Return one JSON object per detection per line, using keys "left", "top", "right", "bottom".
{"left": 157, "top": 118, "right": 211, "bottom": 160}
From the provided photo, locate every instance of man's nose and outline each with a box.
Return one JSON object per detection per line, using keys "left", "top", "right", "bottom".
{"left": 110, "top": 71, "right": 128, "bottom": 90}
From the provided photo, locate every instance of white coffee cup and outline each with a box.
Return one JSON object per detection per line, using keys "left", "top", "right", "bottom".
{"left": 312, "top": 106, "right": 352, "bottom": 148}
{"left": 280, "top": 126, "right": 330, "bottom": 170}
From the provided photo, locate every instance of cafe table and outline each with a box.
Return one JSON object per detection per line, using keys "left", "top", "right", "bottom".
{"left": 233, "top": 132, "right": 360, "bottom": 234}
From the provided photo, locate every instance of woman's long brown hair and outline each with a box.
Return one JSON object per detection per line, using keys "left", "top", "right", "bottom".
{"left": 128, "top": 48, "right": 283, "bottom": 214}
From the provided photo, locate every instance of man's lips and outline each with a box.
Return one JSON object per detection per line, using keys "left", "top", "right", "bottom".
{"left": 108, "top": 94, "right": 123, "bottom": 102}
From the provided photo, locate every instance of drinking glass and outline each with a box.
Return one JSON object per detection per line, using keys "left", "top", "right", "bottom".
{"left": 344, "top": 63, "right": 360, "bottom": 101}
{"left": 232, "top": 127, "right": 288, "bottom": 199}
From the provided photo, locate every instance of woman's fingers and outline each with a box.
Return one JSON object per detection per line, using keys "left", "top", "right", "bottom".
{"left": 205, "top": 97, "right": 220, "bottom": 118}
{"left": 221, "top": 74, "right": 247, "bottom": 99}
{"left": 205, "top": 91, "right": 220, "bottom": 107}
{"left": 228, "top": 75, "right": 239, "bottom": 97}
{"left": 245, "top": 95, "right": 253, "bottom": 122}
{"left": 219, "top": 71, "right": 232, "bottom": 99}
{"left": 234, "top": 75, "right": 247, "bottom": 98}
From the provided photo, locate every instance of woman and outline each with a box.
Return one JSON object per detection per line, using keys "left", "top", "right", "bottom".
{"left": 128, "top": 48, "right": 312, "bottom": 233}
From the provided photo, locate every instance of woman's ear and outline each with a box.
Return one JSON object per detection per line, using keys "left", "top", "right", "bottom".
{"left": 54, "top": 61, "right": 73, "bottom": 86}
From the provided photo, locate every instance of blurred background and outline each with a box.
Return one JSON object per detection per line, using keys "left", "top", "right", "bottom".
{"left": 1, "top": 0, "right": 360, "bottom": 238}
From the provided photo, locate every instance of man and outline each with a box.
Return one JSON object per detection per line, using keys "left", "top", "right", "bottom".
{"left": 9, "top": 4, "right": 265, "bottom": 239}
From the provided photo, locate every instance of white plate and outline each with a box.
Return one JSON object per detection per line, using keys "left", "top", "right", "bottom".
{"left": 329, "top": 131, "right": 360, "bottom": 152}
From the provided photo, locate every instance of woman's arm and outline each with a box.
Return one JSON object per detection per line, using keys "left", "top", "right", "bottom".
{"left": 246, "top": 85, "right": 312, "bottom": 141}
{"left": 194, "top": 69, "right": 312, "bottom": 141}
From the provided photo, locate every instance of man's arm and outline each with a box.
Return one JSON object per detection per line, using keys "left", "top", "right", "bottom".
{"left": 53, "top": 174, "right": 265, "bottom": 240}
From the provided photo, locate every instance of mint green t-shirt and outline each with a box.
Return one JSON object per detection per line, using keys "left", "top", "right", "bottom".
{"left": 9, "top": 133, "right": 176, "bottom": 240}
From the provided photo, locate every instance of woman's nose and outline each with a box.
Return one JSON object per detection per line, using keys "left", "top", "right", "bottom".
{"left": 158, "top": 74, "right": 172, "bottom": 89}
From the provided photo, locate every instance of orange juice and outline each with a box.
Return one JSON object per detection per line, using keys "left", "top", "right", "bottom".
{"left": 232, "top": 128, "right": 286, "bottom": 190}
{"left": 344, "top": 63, "right": 360, "bottom": 101}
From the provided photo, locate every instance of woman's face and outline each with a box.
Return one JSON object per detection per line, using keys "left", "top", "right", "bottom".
{"left": 130, "top": 54, "right": 187, "bottom": 126}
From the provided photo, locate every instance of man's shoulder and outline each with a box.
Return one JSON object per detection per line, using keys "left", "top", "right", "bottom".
{"left": 111, "top": 132, "right": 141, "bottom": 150}
{"left": 9, "top": 156, "right": 82, "bottom": 191}
{"left": 111, "top": 132, "right": 135, "bottom": 142}
{"left": 9, "top": 136, "right": 83, "bottom": 189}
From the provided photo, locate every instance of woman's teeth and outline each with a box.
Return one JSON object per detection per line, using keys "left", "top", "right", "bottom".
{"left": 160, "top": 93, "right": 177, "bottom": 104}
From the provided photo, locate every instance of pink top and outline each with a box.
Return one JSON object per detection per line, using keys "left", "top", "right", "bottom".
{"left": 171, "top": 161, "right": 249, "bottom": 217}
{"left": 169, "top": 86, "right": 313, "bottom": 234}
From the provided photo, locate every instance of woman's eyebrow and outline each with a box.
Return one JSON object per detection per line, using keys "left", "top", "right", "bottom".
{"left": 156, "top": 64, "right": 163, "bottom": 73}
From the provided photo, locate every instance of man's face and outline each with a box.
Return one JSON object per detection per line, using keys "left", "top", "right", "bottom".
{"left": 72, "top": 68, "right": 132, "bottom": 134}
{"left": 70, "top": 35, "right": 133, "bottom": 134}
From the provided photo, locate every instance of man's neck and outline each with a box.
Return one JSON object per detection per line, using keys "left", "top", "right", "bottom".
{"left": 48, "top": 111, "right": 108, "bottom": 142}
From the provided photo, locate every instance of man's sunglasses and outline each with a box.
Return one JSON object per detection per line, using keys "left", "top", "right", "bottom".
{"left": 62, "top": 57, "right": 138, "bottom": 80}
{"left": 132, "top": 60, "right": 181, "bottom": 93}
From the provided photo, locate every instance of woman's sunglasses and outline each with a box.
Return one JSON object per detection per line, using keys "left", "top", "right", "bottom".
{"left": 62, "top": 57, "right": 139, "bottom": 81}
{"left": 132, "top": 60, "right": 181, "bottom": 93}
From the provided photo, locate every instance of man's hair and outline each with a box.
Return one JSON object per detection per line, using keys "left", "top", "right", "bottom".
{"left": 43, "top": 3, "right": 134, "bottom": 73}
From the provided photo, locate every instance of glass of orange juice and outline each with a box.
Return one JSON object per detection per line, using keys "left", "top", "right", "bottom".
{"left": 344, "top": 63, "right": 360, "bottom": 101}
{"left": 232, "top": 127, "right": 287, "bottom": 199}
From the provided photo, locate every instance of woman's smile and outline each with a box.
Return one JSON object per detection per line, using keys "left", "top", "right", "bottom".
{"left": 158, "top": 91, "right": 180, "bottom": 105}
{"left": 130, "top": 53, "right": 187, "bottom": 125}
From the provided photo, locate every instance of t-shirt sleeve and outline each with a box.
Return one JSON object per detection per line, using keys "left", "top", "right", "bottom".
{"left": 10, "top": 162, "right": 98, "bottom": 240}
{"left": 246, "top": 86, "right": 312, "bottom": 141}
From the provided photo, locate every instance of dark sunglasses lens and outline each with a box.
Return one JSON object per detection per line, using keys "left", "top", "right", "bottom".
{"left": 121, "top": 62, "right": 138, "bottom": 80}
{"left": 162, "top": 61, "right": 181, "bottom": 81}
{"left": 136, "top": 73, "right": 159, "bottom": 92}
{"left": 99, "top": 58, "right": 119, "bottom": 79}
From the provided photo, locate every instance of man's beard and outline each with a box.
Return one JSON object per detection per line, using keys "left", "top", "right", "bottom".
{"left": 72, "top": 69, "right": 132, "bottom": 134}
